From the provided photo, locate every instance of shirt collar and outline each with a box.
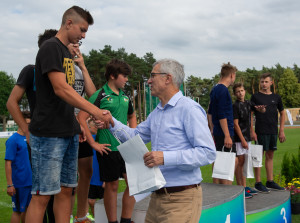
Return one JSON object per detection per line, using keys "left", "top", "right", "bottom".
{"left": 157, "top": 91, "right": 183, "bottom": 109}
{"left": 103, "top": 82, "right": 124, "bottom": 96}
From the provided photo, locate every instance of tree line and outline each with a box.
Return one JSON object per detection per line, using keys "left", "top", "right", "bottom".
{"left": 1, "top": 46, "right": 300, "bottom": 126}
{"left": 186, "top": 63, "right": 300, "bottom": 111}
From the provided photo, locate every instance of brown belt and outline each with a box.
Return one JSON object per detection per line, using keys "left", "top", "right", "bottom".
{"left": 155, "top": 183, "right": 201, "bottom": 194}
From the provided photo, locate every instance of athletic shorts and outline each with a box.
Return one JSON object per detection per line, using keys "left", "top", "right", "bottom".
{"left": 235, "top": 142, "right": 251, "bottom": 156}
{"left": 12, "top": 186, "right": 32, "bottom": 212}
{"left": 30, "top": 134, "right": 79, "bottom": 195}
{"left": 88, "top": 185, "right": 104, "bottom": 200}
{"left": 97, "top": 151, "right": 126, "bottom": 182}
{"left": 257, "top": 134, "right": 278, "bottom": 151}
{"left": 214, "top": 135, "right": 237, "bottom": 153}
{"left": 78, "top": 141, "right": 93, "bottom": 159}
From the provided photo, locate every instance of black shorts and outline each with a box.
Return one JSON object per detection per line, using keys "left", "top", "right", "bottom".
{"left": 78, "top": 141, "right": 93, "bottom": 159}
{"left": 214, "top": 135, "right": 237, "bottom": 153}
{"left": 257, "top": 134, "right": 278, "bottom": 151}
{"left": 97, "top": 151, "right": 126, "bottom": 182}
{"left": 88, "top": 185, "right": 104, "bottom": 199}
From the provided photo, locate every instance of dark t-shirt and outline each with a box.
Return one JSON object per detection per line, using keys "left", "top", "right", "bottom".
{"left": 16, "top": 64, "right": 36, "bottom": 115}
{"left": 29, "top": 37, "right": 81, "bottom": 137}
{"left": 208, "top": 84, "right": 234, "bottom": 136}
{"left": 233, "top": 100, "right": 252, "bottom": 142}
{"left": 250, "top": 92, "right": 284, "bottom": 135}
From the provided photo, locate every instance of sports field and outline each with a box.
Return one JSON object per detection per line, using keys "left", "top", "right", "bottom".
{"left": 0, "top": 128, "right": 299, "bottom": 222}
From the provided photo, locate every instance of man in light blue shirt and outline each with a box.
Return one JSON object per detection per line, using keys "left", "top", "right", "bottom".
{"left": 109, "top": 59, "right": 216, "bottom": 223}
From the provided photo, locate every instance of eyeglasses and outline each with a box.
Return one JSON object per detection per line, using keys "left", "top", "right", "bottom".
{"left": 78, "top": 41, "right": 82, "bottom": 46}
{"left": 150, "top": 72, "right": 167, "bottom": 79}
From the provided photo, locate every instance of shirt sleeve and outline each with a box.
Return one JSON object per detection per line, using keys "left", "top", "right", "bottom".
{"left": 127, "top": 97, "right": 134, "bottom": 115}
{"left": 39, "top": 41, "right": 65, "bottom": 75}
{"left": 277, "top": 95, "right": 284, "bottom": 112}
{"left": 216, "top": 87, "right": 230, "bottom": 120}
{"left": 4, "top": 137, "right": 17, "bottom": 161}
{"left": 109, "top": 114, "right": 152, "bottom": 144}
{"left": 16, "top": 65, "right": 34, "bottom": 88}
{"left": 233, "top": 102, "right": 239, "bottom": 120}
{"left": 163, "top": 105, "right": 216, "bottom": 170}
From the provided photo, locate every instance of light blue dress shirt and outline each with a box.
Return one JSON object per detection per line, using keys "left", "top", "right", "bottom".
{"left": 110, "top": 91, "right": 216, "bottom": 187}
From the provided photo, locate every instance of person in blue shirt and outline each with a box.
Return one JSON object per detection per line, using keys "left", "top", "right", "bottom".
{"left": 107, "top": 59, "right": 216, "bottom": 223}
{"left": 87, "top": 119, "right": 105, "bottom": 218}
{"left": 5, "top": 111, "right": 32, "bottom": 223}
{"left": 208, "top": 62, "right": 237, "bottom": 185}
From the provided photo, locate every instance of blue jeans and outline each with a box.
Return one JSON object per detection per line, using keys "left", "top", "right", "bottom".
{"left": 30, "top": 134, "right": 79, "bottom": 195}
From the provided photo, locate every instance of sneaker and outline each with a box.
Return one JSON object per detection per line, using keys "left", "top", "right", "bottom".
{"left": 245, "top": 186, "right": 258, "bottom": 195}
{"left": 73, "top": 216, "right": 93, "bottom": 223}
{"left": 255, "top": 182, "right": 270, "bottom": 193}
{"left": 266, "top": 181, "right": 286, "bottom": 191}
{"left": 86, "top": 213, "right": 95, "bottom": 223}
{"left": 245, "top": 190, "right": 253, "bottom": 199}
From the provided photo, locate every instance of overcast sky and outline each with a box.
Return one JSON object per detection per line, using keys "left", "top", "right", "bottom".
{"left": 1, "top": 0, "right": 300, "bottom": 80}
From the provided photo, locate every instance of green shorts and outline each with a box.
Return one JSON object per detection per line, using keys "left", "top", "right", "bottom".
{"left": 257, "top": 134, "right": 278, "bottom": 151}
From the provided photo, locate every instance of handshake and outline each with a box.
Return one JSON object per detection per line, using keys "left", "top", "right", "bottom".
{"left": 92, "top": 109, "right": 114, "bottom": 129}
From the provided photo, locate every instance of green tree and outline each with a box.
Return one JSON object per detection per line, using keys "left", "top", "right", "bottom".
{"left": 0, "top": 71, "right": 15, "bottom": 130}
{"left": 277, "top": 68, "right": 300, "bottom": 108}
{"left": 186, "top": 75, "right": 214, "bottom": 110}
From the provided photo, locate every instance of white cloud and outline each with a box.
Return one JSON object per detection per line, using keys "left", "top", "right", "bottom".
{"left": 0, "top": 0, "right": 300, "bottom": 80}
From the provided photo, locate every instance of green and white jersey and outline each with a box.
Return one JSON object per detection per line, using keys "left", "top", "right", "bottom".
{"left": 89, "top": 83, "right": 134, "bottom": 151}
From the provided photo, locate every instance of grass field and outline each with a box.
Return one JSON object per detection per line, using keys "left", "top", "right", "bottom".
{"left": 1, "top": 128, "right": 300, "bottom": 222}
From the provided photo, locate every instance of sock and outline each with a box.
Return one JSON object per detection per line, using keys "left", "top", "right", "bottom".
{"left": 77, "top": 216, "right": 87, "bottom": 221}
{"left": 120, "top": 217, "right": 132, "bottom": 223}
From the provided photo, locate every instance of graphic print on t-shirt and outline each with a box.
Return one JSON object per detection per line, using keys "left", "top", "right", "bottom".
{"left": 63, "top": 58, "right": 75, "bottom": 86}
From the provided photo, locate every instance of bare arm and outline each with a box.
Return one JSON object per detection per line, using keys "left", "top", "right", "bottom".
{"left": 219, "top": 118, "right": 232, "bottom": 148}
{"left": 48, "top": 71, "right": 113, "bottom": 127}
{"left": 250, "top": 111, "right": 257, "bottom": 141}
{"left": 233, "top": 119, "right": 248, "bottom": 149}
{"left": 279, "top": 110, "right": 286, "bottom": 143}
{"left": 128, "top": 112, "right": 137, "bottom": 128}
{"left": 6, "top": 86, "right": 30, "bottom": 143}
{"left": 5, "top": 160, "right": 16, "bottom": 197}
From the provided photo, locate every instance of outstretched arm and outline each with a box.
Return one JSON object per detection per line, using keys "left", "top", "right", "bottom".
{"left": 48, "top": 71, "right": 114, "bottom": 128}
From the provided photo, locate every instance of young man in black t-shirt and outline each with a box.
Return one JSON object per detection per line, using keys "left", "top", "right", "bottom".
{"left": 233, "top": 83, "right": 261, "bottom": 199}
{"left": 6, "top": 29, "right": 57, "bottom": 144}
{"left": 251, "top": 73, "right": 286, "bottom": 192}
{"left": 26, "top": 6, "right": 113, "bottom": 223}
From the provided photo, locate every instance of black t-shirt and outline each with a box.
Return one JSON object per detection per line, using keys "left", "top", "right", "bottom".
{"left": 233, "top": 100, "right": 252, "bottom": 142}
{"left": 250, "top": 92, "right": 284, "bottom": 135}
{"left": 29, "top": 37, "right": 81, "bottom": 137}
{"left": 16, "top": 64, "right": 36, "bottom": 115}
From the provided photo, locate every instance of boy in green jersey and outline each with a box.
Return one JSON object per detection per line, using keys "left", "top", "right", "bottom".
{"left": 78, "top": 59, "right": 137, "bottom": 223}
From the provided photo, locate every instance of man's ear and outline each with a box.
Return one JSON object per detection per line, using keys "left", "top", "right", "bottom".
{"left": 166, "top": 74, "right": 172, "bottom": 84}
{"left": 66, "top": 19, "right": 73, "bottom": 30}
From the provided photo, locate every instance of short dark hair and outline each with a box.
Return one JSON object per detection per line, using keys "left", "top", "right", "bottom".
{"left": 260, "top": 72, "right": 273, "bottom": 81}
{"left": 233, "top": 82, "right": 244, "bottom": 94}
{"left": 104, "top": 59, "right": 132, "bottom": 81}
{"left": 22, "top": 111, "right": 31, "bottom": 119}
{"left": 221, "top": 62, "right": 237, "bottom": 78}
{"left": 62, "top": 6, "right": 94, "bottom": 25}
{"left": 38, "top": 29, "right": 58, "bottom": 48}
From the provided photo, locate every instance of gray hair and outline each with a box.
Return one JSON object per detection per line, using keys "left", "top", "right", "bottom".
{"left": 153, "top": 59, "right": 185, "bottom": 88}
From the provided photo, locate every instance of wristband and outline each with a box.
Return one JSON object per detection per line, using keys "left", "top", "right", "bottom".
{"left": 7, "top": 184, "right": 14, "bottom": 188}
